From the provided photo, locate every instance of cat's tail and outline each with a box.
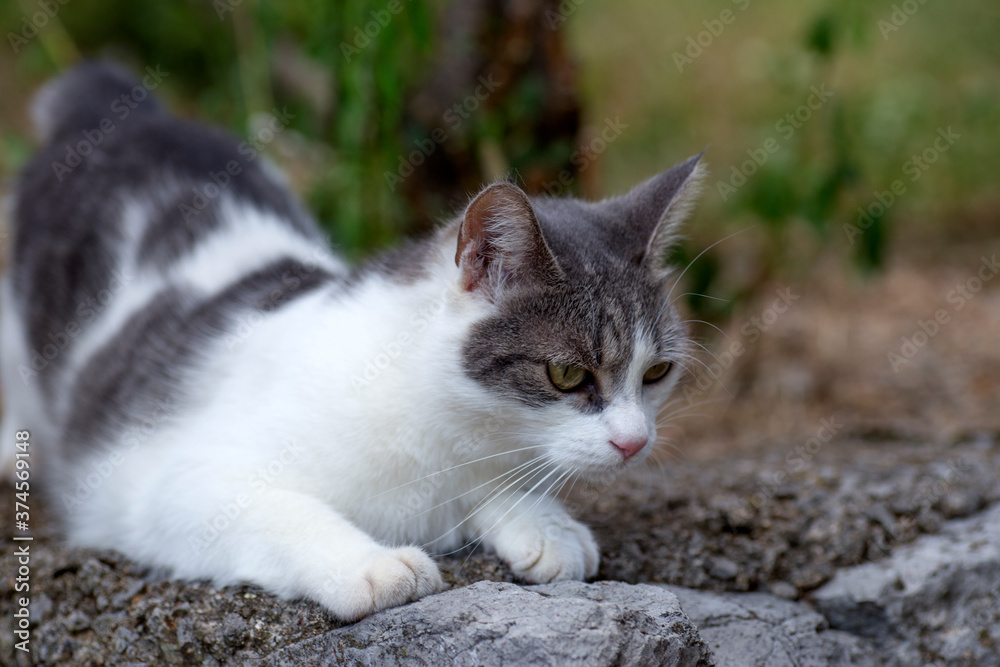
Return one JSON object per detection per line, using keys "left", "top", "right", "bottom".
{"left": 30, "top": 60, "right": 164, "bottom": 144}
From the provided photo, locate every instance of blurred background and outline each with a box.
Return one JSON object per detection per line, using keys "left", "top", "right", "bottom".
{"left": 1, "top": 0, "right": 998, "bottom": 451}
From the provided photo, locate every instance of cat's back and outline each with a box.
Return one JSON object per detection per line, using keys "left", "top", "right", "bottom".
{"left": 3, "top": 62, "right": 345, "bottom": 455}
{"left": 13, "top": 61, "right": 330, "bottom": 291}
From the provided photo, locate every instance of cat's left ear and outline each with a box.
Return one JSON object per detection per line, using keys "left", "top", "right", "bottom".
{"left": 612, "top": 150, "right": 706, "bottom": 270}
{"left": 455, "top": 182, "right": 563, "bottom": 299}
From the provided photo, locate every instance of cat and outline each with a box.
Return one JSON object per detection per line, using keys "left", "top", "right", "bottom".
{"left": 1, "top": 62, "right": 703, "bottom": 621}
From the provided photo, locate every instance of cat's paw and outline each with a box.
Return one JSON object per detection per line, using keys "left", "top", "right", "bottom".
{"left": 323, "top": 546, "right": 443, "bottom": 621}
{"left": 491, "top": 514, "right": 600, "bottom": 583}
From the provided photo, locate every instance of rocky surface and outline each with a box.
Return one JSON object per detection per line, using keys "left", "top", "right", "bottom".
{"left": 586, "top": 434, "right": 1000, "bottom": 598}
{"left": 261, "top": 581, "right": 710, "bottom": 667}
{"left": 814, "top": 502, "right": 1000, "bottom": 666}
{"left": 2, "top": 434, "right": 999, "bottom": 665}
{"left": 663, "top": 587, "right": 876, "bottom": 667}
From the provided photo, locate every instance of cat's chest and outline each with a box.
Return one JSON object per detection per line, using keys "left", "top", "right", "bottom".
{"left": 340, "top": 457, "right": 521, "bottom": 548}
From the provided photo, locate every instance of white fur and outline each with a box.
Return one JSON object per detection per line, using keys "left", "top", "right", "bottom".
{"left": 3, "top": 204, "right": 679, "bottom": 621}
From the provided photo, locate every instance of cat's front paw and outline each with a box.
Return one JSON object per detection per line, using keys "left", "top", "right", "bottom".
{"left": 323, "top": 546, "right": 443, "bottom": 621}
{"left": 491, "top": 514, "right": 600, "bottom": 583}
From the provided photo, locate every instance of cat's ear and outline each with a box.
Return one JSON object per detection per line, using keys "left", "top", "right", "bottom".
{"left": 455, "top": 182, "right": 563, "bottom": 298}
{"left": 613, "top": 151, "right": 706, "bottom": 270}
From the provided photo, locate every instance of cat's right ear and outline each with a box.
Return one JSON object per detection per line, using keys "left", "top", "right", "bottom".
{"left": 455, "top": 183, "right": 563, "bottom": 298}
{"left": 612, "top": 151, "right": 706, "bottom": 272}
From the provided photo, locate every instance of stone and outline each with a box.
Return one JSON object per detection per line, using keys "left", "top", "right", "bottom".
{"left": 260, "top": 581, "right": 711, "bottom": 666}
{"left": 663, "top": 586, "right": 876, "bottom": 667}
{"left": 813, "top": 503, "right": 1000, "bottom": 666}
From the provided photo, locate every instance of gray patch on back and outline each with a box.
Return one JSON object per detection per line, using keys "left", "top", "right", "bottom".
{"left": 13, "top": 62, "right": 327, "bottom": 393}
{"left": 63, "top": 257, "right": 338, "bottom": 458}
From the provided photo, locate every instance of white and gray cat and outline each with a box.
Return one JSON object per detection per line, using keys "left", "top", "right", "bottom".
{"left": 1, "top": 62, "right": 703, "bottom": 621}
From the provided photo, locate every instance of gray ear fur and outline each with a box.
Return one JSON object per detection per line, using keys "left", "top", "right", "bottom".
{"left": 456, "top": 182, "right": 563, "bottom": 297}
{"left": 609, "top": 150, "right": 706, "bottom": 269}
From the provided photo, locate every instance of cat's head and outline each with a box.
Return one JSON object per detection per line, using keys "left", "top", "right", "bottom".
{"left": 456, "top": 153, "right": 704, "bottom": 477}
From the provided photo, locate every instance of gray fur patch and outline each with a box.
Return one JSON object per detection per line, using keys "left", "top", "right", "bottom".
{"left": 63, "top": 257, "right": 337, "bottom": 458}
{"left": 13, "top": 62, "right": 327, "bottom": 392}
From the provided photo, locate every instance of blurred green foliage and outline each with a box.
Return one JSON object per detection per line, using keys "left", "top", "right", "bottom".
{"left": 2, "top": 0, "right": 997, "bottom": 319}
{"left": 3, "top": 0, "right": 439, "bottom": 257}
{"left": 569, "top": 0, "right": 999, "bottom": 318}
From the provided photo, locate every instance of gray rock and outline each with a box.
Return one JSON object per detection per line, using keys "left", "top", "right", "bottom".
{"left": 814, "top": 502, "right": 1000, "bottom": 666}
{"left": 260, "top": 581, "right": 712, "bottom": 667}
{"left": 3, "top": 436, "right": 997, "bottom": 665}
{"left": 662, "top": 586, "right": 877, "bottom": 667}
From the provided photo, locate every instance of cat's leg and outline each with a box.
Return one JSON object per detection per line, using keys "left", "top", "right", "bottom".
{"left": 183, "top": 488, "right": 444, "bottom": 621}
{"left": 0, "top": 278, "right": 44, "bottom": 480}
{"left": 469, "top": 491, "right": 600, "bottom": 583}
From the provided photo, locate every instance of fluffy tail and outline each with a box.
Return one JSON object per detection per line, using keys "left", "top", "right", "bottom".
{"left": 30, "top": 61, "right": 163, "bottom": 144}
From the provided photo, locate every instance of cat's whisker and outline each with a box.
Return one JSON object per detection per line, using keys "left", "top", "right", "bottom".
{"left": 464, "top": 455, "right": 554, "bottom": 519}
{"left": 664, "top": 226, "right": 755, "bottom": 304}
{"left": 353, "top": 442, "right": 548, "bottom": 505}
{"left": 647, "top": 449, "right": 669, "bottom": 474}
{"left": 462, "top": 464, "right": 566, "bottom": 547}
{"left": 558, "top": 472, "right": 581, "bottom": 506}
{"left": 669, "top": 352, "right": 729, "bottom": 391}
{"left": 670, "top": 351, "right": 735, "bottom": 399}
{"left": 670, "top": 292, "right": 730, "bottom": 308}
{"left": 482, "top": 469, "right": 572, "bottom": 548}
{"left": 679, "top": 318, "right": 730, "bottom": 340}
{"left": 456, "top": 466, "right": 571, "bottom": 563}
{"left": 450, "top": 470, "right": 554, "bottom": 563}
{"left": 657, "top": 411, "right": 710, "bottom": 425}
{"left": 407, "top": 444, "right": 561, "bottom": 523}
{"left": 681, "top": 339, "right": 731, "bottom": 370}
{"left": 661, "top": 395, "right": 730, "bottom": 412}
{"left": 423, "top": 456, "right": 557, "bottom": 551}
{"left": 654, "top": 427, "right": 691, "bottom": 447}
{"left": 675, "top": 353, "right": 715, "bottom": 378}
{"left": 652, "top": 440, "right": 685, "bottom": 465}
{"left": 404, "top": 456, "right": 547, "bottom": 520}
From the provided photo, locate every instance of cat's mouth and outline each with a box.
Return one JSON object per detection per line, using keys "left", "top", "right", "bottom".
{"left": 556, "top": 442, "right": 650, "bottom": 479}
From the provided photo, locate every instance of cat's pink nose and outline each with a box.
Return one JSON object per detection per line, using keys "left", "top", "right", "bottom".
{"left": 611, "top": 437, "right": 648, "bottom": 459}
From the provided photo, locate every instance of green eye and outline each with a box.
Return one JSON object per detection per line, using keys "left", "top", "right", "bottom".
{"left": 643, "top": 361, "right": 673, "bottom": 384}
{"left": 547, "top": 362, "right": 589, "bottom": 391}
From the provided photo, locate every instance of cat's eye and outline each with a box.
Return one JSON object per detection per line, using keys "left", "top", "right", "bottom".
{"left": 643, "top": 361, "right": 673, "bottom": 384}
{"left": 547, "top": 361, "right": 590, "bottom": 392}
